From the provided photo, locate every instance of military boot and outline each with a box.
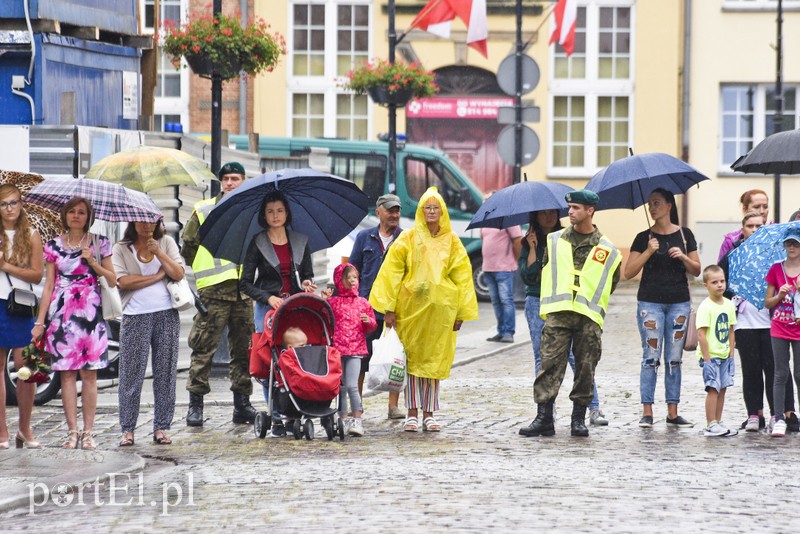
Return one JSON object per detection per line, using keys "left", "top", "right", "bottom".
{"left": 519, "top": 402, "right": 555, "bottom": 437}
{"left": 186, "top": 392, "right": 204, "bottom": 427}
{"left": 232, "top": 392, "right": 257, "bottom": 424}
{"left": 571, "top": 403, "right": 589, "bottom": 437}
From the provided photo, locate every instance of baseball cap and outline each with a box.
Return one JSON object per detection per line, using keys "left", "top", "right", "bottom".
{"left": 218, "top": 161, "right": 246, "bottom": 179}
{"left": 564, "top": 189, "right": 600, "bottom": 206}
{"left": 376, "top": 194, "right": 401, "bottom": 210}
{"left": 782, "top": 227, "right": 800, "bottom": 244}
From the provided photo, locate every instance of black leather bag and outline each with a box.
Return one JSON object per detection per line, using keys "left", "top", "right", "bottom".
{"left": 6, "top": 287, "right": 38, "bottom": 317}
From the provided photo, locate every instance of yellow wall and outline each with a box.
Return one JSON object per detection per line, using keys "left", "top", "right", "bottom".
{"left": 253, "top": 0, "right": 288, "bottom": 136}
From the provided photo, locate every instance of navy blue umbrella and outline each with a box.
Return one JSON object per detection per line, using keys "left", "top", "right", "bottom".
{"left": 466, "top": 181, "right": 573, "bottom": 230}
{"left": 199, "top": 168, "right": 369, "bottom": 264}
{"left": 585, "top": 152, "right": 710, "bottom": 212}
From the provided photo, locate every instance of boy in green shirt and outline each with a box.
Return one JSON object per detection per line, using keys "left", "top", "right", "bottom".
{"left": 696, "top": 265, "right": 738, "bottom": 437}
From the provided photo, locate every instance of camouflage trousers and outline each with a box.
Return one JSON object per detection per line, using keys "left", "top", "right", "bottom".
{"left": 533, "top": 311, "right": 602, "bottom": 406}
{"left": 186, "top": 298, "right": 254, "bottom": 396}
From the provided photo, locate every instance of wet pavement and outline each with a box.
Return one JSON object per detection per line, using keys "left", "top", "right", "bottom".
{"left": 1, "top": 282, "right": 797, "bottom": 531}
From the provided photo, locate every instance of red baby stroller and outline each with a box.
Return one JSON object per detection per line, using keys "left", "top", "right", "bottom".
{"left": 250, "top": 293, "right": 345, "bottom": 441}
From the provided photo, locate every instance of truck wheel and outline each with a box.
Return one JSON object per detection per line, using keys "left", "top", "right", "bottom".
{"left": 471, "top": 255, "right": 490, "bottom": 302}
{"left": 4, "top": 352, "right": 61, "bottom": 406}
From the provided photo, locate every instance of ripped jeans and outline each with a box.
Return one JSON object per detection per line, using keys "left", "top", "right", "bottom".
{"left": 637, "top": 300, "right": 691, "bottom": 405}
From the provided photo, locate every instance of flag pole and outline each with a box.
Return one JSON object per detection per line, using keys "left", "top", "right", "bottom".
{"left": 396, "top": 0, "right": 444, "bottom": 45}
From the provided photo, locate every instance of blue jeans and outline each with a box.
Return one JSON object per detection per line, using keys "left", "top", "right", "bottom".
{"left": 525, "top": 295, "right": 600, "bottom": 409}
{"left": 485, "top": 271, "right": 516, "bottom": 336}
{"left": 637, "top": 300, "right": 691, "bottom": 405}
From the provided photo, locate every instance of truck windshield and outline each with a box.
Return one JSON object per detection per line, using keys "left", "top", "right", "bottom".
{"left": 404, "top": 157, "right": 478, "bottom": 214}
{"left": 325, "top": 153, "right": 387, "bottom": 207}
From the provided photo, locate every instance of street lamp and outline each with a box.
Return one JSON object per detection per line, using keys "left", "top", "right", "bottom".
{"left": 210, "top": 0, "right": 223, "bottom": 195}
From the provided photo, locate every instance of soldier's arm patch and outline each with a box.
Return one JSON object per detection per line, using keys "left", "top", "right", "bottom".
{"left": 592, "top": 247, "right": 609, "bottom": 264}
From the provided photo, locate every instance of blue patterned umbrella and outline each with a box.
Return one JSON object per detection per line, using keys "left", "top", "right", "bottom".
{"left": 727, "top": 221, "right": 800, "bottom": 308}
{"left": 466, "top": 181, "right": 573, "bottom": 230}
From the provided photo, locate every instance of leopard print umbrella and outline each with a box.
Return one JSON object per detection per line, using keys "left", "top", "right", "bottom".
{"left": 0, "top": 169, "right": 45, "bottom": 195}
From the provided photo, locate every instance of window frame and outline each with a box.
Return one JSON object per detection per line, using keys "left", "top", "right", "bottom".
{"left": 287, "top": 1, "right": 373, "bottom": 139}
{"left": 548, "top": 0, "right": 636, "bottom": 178}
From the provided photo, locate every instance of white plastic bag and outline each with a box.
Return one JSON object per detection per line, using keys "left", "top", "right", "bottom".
{"left": 367, "top": 327, "right": 406, "bottom": 392}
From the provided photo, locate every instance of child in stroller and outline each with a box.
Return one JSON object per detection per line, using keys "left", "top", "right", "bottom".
{"left": 250, "top": 293, "right": 345, "bottom": 441}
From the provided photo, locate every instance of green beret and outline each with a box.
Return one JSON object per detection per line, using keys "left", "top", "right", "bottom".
{"left": 565, "top": 189, "right": 599, "bottom": 206}
{"left": 219, "top": 161, "right": 246, "bottom": 179}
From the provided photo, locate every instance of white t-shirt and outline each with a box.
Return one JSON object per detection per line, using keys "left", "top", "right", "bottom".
{"left": 731, "top": 295, "right": 771, "bottom": 330}
{"left": 378, "top": 232, "right": 394, "bottom": 251}
{"left": 124, "top": 254, "right": 173, "bottom": 315}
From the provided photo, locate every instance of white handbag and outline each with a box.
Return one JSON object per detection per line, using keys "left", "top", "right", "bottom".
{"left": 93, "top": 235, "right": 123, "bottom": 320}
{"left": 167, "top": 277, "right": 195, "bottom": 311}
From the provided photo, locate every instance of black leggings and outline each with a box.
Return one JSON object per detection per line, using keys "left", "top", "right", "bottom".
{"left": 737, "top": 329, "right": 795, "bottom": 416}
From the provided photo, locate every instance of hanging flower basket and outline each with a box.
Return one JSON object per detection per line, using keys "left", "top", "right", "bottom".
{"left": 342, "top": 59, "right": 438, "bottom": 104}
{"left": 368, "top": 86, "right": 415, "bottom": 107}
{"left": 160, "top": 11, "right": 286, "bottom": 81}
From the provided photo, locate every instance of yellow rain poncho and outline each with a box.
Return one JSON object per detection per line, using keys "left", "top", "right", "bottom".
{"left": 369, "top": 187, "right": 478, "bottom": 379}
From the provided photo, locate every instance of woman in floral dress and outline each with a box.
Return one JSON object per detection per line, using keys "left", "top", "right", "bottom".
{"left": 32, "top": 197, "right": 117, "bottom": 450}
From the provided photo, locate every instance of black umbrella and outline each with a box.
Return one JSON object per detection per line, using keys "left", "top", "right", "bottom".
{"left": 199, "top": 168, "right": 369, "bottom": 264}
{"left": 731, "top": 128, "right": 800, "bottom": 175}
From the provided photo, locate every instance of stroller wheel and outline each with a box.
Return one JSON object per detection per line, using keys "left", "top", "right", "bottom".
{"left": 292, "top": 419, "right": 302, "bottom": 440}
{"left": 304, "top": 419, "right": 314, "bottom": 441}
{"left": 337, "top": 417, "right": 345, "bottom": 441}
{"left": 254, "top": 411, "right": 270, "bottom": 439}
{"left": 322, "top": 416, "right": 334, "bottom": 441}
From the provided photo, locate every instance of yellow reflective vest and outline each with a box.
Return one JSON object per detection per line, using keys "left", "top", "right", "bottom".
{"left": 540, "top": 229, "right": 621, "bottom": 328}
{"left": 191, "top": 198, "right": 241, "bottom": 289}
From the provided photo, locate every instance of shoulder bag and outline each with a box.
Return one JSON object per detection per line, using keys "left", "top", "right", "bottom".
{"left": 167, "top": 277, "right": 195, "bottom": 311}
{"left": 679, "top": 227, "right": 698, "bottom": 351}
{"left": 93, "top": 235, "right": 123, "bottom": 320}
{"left": 5, "top": 272, "right": 38, "bottom": 317}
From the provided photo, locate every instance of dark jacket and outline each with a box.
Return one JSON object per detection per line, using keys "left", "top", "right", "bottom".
{"left": 239, "top": 230, "right": 314, "bottom": 304}
{"left": 348, "top": 225, "right": 403, "bottom": 299}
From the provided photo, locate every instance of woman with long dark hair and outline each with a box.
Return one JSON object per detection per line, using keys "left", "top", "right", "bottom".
{"left": 112, "top": 219, "right": 184, "bottom": 446}
{"left": 625, "top": 188, "right": 701, "bottom": 429}
{"left": 0, "top": 184, "right": 44, "bottom": 449}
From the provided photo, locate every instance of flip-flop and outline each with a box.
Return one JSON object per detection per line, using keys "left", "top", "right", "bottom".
{"left": 153, "top": 431, "right": 172, "bottom": 445}
{"left": 422, "top": 417, "right": 442, "bottom": 432}
{"left": 118, "top": 433, "right": 135, "bottom": 447}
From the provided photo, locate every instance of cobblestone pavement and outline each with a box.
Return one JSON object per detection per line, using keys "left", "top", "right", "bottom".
{"left": 2, "top": 289, "right": 798, "bottom": 532}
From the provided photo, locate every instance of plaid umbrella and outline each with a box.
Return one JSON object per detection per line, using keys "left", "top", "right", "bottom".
{"left": 24, "top": 177, "right": 162, "bottom": 223}
{"left": 84, "top": 145, "right": 215, "bottom": 192}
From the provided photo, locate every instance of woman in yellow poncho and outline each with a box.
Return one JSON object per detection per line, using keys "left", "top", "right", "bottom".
{"left": 369, "top": 187, "right": 478, "bottom": 433}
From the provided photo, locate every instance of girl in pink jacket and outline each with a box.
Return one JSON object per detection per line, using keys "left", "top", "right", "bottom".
{"left": 326, "top": 263, "right": 377, "bottom": 436}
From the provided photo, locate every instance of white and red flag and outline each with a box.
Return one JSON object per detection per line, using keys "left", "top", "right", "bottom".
{"left": 549, "top": 0, "right": 578, "bottom": 56}
{"left": 409, "top": 0, "right": 488, "bottom": 58}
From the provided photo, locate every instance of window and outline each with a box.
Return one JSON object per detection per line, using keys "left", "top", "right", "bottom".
{"left": 326, "top": 153, "right": 386, "bottom": 205}
{"left": 722, "top": 0, "right": 800, "bottom": 10}
{"left": 289, "top": 1, "right": 371, "bottom": 139}
{"left": 549, "top": 1, "right": 634, "bottom": 177}
{"left": 148, "top": 0, "right": 189, "bottom": 132}
{"left": 404, "top": 158, "right": 479, "bottom": 214}
{"left": 720, "top": 84, "right": 799, "bottom": 169}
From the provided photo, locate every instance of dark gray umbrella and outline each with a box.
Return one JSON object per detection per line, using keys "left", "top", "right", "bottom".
{"left": 731, "top": 128, "right": 800, "bottom": 175}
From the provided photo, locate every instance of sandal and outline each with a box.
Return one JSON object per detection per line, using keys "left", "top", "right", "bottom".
{"left": 63, "top": 430, "right": 80, "bottom": 449}
{"left": 403, "top": 417, "right": 419, "bottom": 432}
{"left": 422, "top": 417, "right": 442, "bottom": 432}
{"left": 80, "top": 430, "right": 96, "bottom": 450}
{"left": 153, "top": 430, "right": 172, "bottom": 445}
{"left": 118, "top": 432, "right": 135, "bottom": 447}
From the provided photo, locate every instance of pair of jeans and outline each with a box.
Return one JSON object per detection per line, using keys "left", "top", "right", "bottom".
{"left": 525, "top": 296, "right": 600, "bottom": 409}
{"left": 255, "top": 301, "right": 281, "bottom": 421}
{"left": 636, "top": 300, "right": 691, "bottom": 405}
{"left": 485, "top": 271, "right": 516, "bottom": 336}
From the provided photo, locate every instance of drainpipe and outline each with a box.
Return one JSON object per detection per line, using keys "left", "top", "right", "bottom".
{"left": 680, "top": 0, "right": 692, "bottom": 225}
{"left": 239, "top": 0, "right": 248, "bottom": 136}
{"left": 11, "top": 0, "right": 37, "bottom": 123}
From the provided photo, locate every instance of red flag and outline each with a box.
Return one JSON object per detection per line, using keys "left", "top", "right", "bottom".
{"left": 549, "top": 0, "right": 578, "bottom": 56}
{"left": 409, "top": 0, "right": 488, "bottom": 58}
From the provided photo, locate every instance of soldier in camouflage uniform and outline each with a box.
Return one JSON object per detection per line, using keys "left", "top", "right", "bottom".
{"left": 519, "top": 190, "right": 621, "bottom": 438}
{"left": 182, "top": 162, "right": 255, "bottom": 427}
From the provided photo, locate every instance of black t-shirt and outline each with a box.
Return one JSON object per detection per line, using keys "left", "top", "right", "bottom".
{"left": 630, "top": 227, "right": 697, "bottom": 304}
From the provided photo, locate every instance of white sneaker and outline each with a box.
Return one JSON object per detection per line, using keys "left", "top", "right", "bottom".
{"left": 703, "top": 422, "right": 729, "bottom": 437}
{"left": 342, "top": 417, "right": 352, "bottom": 435}
{"left": 772, "top": 419, "right": 787, "bottom": 437}
{"left": 769, "top": 416, "right": 777, "bottom": 432}
{"left": 348, "top": 418, "right": 364, "bottom": 437}
{"left": 589, "top": 409, "right": 609, "bottom": 426}
{"left": 744, "top": 416, "right": 760, "bottom": 432}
